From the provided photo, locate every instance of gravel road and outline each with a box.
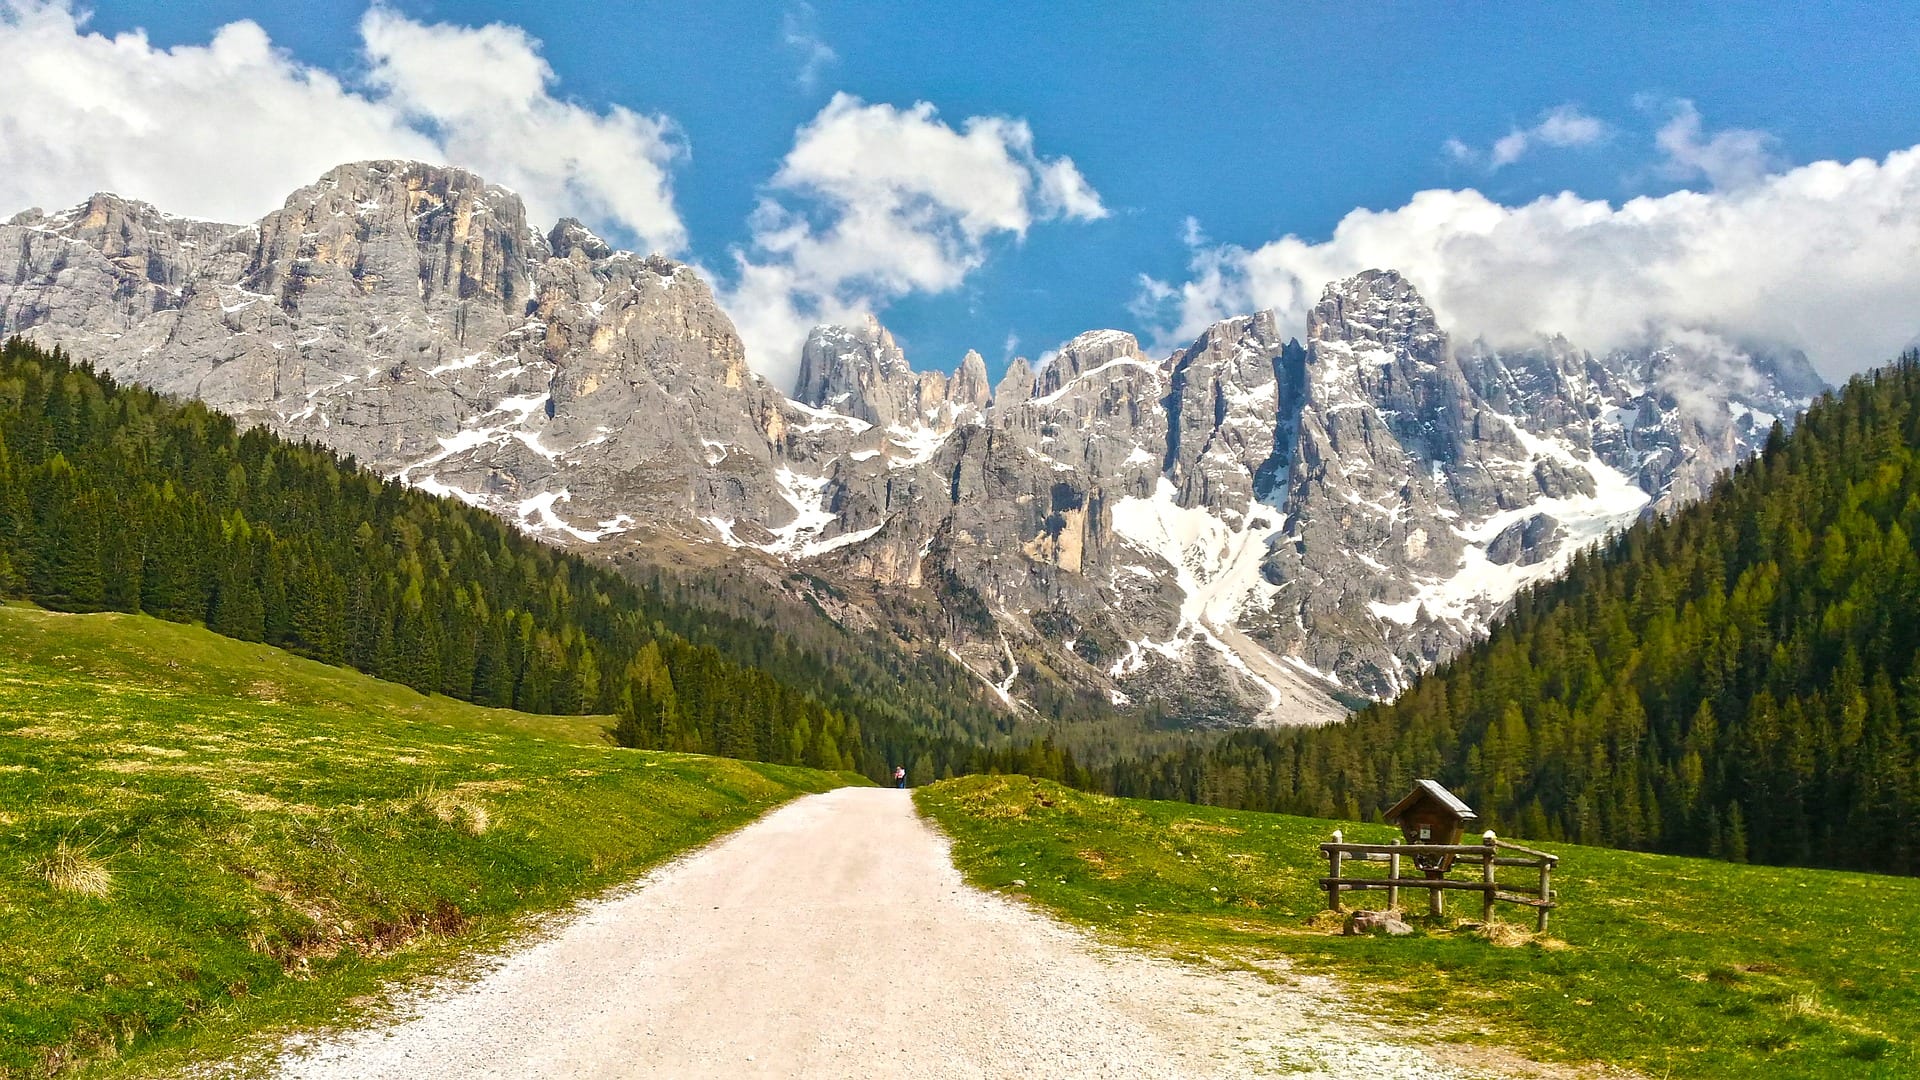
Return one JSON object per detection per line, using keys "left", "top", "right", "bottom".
{"left": 274, "top": 787, "right": 1505, "bottom": 1078}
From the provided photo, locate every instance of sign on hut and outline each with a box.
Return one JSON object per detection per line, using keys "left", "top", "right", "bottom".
{"left": 1318, "top": 780, "right": 1559, "bottom": 931}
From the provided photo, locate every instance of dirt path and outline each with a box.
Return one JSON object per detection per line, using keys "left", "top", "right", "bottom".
{"left": 274, "top": 787, "right": 1502, "bottom": 1078}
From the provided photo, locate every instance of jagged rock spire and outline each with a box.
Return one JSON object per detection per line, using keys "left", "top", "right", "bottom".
{"left": 794, "top": 316, "right": 917, "bottom": 428}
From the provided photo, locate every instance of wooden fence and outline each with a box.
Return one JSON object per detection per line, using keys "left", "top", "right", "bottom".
{"left": 1317, "top": 830, "right": 1558, "bottom": 932}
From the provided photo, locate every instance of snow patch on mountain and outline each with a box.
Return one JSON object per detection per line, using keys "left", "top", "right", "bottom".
{"left": 1108, "top": 478, "right": 1342, "bottom": 719}
{"left": 1112, "top": 478, "right": 1279, "bottom": 630}
{"left": 516, "top": 491, "right": 635, "bottom": 543}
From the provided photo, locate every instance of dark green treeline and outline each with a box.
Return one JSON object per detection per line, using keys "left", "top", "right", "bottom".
{"left": 1100, "top": 353, "right": 1920, "bottom": 875}
{"left": 0, "top": 338, "right": 1082, "bottom": 782}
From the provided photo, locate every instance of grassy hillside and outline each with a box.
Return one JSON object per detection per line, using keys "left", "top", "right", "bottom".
{"left": 919, "top": 775, "right": 1919, "bottom": 1079}
{"left": 0, "top": 604, "right": 862, "bottom": 1078}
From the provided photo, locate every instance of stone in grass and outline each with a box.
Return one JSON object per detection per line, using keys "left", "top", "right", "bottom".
{"left": 1343, "top": 910, "right": 1414, "bottom": 937}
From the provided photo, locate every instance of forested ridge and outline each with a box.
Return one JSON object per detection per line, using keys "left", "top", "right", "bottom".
{"left": 0, "top": 338, "right": 1087, "bottom": 783}
{"left": 1102, "top": 353, "right": 1920, "bottom": 875}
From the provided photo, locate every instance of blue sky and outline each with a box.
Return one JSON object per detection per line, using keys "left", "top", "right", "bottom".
{"left": 12, "top": 2, "right": 1920, "bottom": 383}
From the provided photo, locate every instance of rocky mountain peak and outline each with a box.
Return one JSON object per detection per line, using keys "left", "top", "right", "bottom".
{"left": 994, "top": 356, "right": 1037, "bottom": 408}
{"left": 1752, "top": 347, "right": 1827, "bottom": 402}
{"left": 245, "top": 159, "right": 543, "bottom": 316}
{"left": 310, "top": 159, "right": 513, "bottom": 205}
{"left": 794, "top": 318, "right": 919, "bottom": 428}
{"left": 10, "top": 191, "right": 172, "bottom": 239}
{"left": 1309, "top": 268, "right": 1443, "bottom": 354}
{"left": 1302, "top": 270, "right": 1476, "bottom": 457}
{"left": 1035, "top": 329, "right": 1149, "bottom": 398}
{"left": 1185, "top": 309, "right": 1281, "bottom": 351}
{"left": 952, "top": 350, "right": 992, "bottom": 410}
{"left": 1642, "top": 338, "right": 1826, "bottom": 424}
{"left": 1162, "top": 311, "right": 1296, "bottom": 515}
{"left": 548, "top": 217, "right": 613, "bottom": 262}
{"left": 0, "top": 189, "right": 239, "bottom": 340}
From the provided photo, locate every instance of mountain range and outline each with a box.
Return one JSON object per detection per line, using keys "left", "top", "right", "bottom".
{"left": 0, "top": 160, "right": 1825, "bottom": 725}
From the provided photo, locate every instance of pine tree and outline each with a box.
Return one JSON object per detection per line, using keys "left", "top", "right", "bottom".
{"left": 27, "top": 459, "right": 106, "bottom": 611}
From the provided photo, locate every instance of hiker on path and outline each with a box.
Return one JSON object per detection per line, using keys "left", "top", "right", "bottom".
{"left": 894, "top": 765, "right": 907, "bottom": 789}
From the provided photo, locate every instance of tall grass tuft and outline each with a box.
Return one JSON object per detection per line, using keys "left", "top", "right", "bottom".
{"left": 37, "top": 837, "right": 113, "bottom": 898}
{"left": 412, "top": 785, "right": 491, "bottom": 836}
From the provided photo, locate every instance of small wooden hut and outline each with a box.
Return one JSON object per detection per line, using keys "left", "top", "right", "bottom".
{"left": 1384, "top": 779, "right": 1476, "bottom": 843}
{"left": 1383, "top": 779, "right": 1477, "bottom": 873}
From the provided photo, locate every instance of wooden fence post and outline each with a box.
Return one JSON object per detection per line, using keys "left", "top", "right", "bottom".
{"left": 1537, "top": 858, "right": 1553, "bottom": 933}
{"left": 1328, "top": 830, "right": 1343, "bottom": 912}
{"left": 1387, "top": 838, "right": 1401, "bottom": 912}
{"left": 1481, "top": 830, "right": 1497, "bottom": 923}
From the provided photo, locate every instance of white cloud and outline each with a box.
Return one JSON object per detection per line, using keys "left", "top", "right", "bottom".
{"left": 782, "top": 2, "right": 837, "bottom": 90}
{"left": 360, "top": 8, "right": 686, "bottom": 251}
{"left": 1653, "top": 98, "right": 1778, "bottom": 190}
{"left": 721, "top": 93, "right": 1107, "bottom": 388}
{"left": 1128, "top": 273, "right": 1178, "bottom": 324}
{"left": 1450, "top": 104, "right": 1607, "bottom": 169}
{"left": 1141, "top": 145, "right": 1920, "bottom": 380}
{"left": 1533, "top": 105, "right": 1608, "bottom": 149}
{"left": 1037, "top": 157, "right": 1108, "bottom": 221}
{"left": 0, "top": 1, "right": 686, "bottom": 252}
{"left": 1488, "top": 130, "right": 1533, "bottom": 169}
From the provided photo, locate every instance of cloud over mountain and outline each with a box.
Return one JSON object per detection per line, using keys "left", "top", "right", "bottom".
{"left": 1650, "top": 99, "right": 1780, "bottom": 191}
{"left": 720, "top": 93, "right": 1107, "bottom": 388}
{"left": 0, "top": 1, "right": 687, "bottom": 253}
{"left": 1145, "top": 132, "right": 1920, "bottom": 380}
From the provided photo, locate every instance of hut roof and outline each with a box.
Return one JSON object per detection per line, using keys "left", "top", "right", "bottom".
{"left": 1384, "top": 779, "right": 1477, "bottom": 823}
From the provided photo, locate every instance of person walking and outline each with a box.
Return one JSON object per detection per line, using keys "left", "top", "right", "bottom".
{"left": 893, "top": 765, "right": 907, "bottom": 789}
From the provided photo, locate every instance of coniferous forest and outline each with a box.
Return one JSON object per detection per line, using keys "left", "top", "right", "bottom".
{"left": 0, "top": 338, "right": 1095, "bottom": 784}
{"left": 1099, "top": 354, "right": 1920, "bottom": 875}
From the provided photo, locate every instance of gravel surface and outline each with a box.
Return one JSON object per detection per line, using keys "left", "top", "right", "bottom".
{"left": 274, "top": 787, "right": 1510, "bottom": 1078}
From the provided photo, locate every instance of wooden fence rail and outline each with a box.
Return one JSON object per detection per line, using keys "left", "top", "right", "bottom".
{"left": 1318, "top": 830, "right": 1558, "bottom": 932}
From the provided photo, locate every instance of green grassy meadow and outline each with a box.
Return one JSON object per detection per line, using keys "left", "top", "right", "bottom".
{"left": 0, "top": 604, "right": 861, "bottom": 1078}
{"left": 918, "top": 775, "right": 1919, "bottom": 1079}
